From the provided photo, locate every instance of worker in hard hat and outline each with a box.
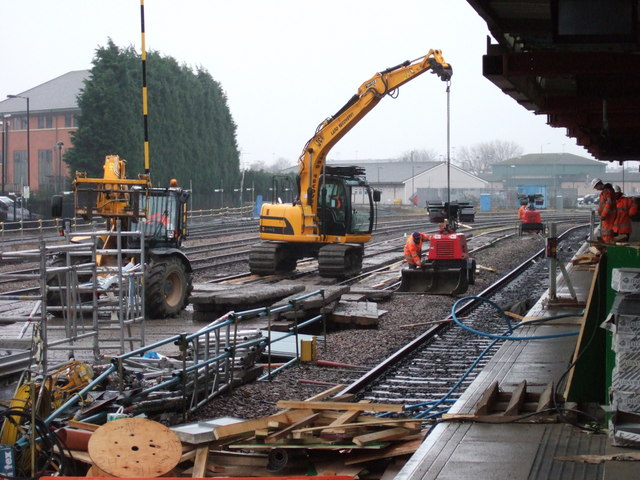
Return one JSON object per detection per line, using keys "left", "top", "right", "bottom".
{"left": 404, "top": 231, "right": 431, "bottom": 269}
{"left": 612, "top": 185, "right": 638, "bottom": 243}
{"left": 169, "top": 178, "right": 179, "bottom": 187}
{"left": 591, "top": 177, "right": 617, "bottom": 243}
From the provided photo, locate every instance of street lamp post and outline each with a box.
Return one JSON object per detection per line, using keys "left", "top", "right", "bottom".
{"left": 56, "top": 141, "right": 64, "bottom": 192}
{"left": 1, "top": 115, "right": 9, "bottom": 195}
{"left": 7, "top": 95, "right": 30, "bottom": 196}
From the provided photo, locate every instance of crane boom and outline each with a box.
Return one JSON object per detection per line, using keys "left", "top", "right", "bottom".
{"left": 298, "top": 49, "right": 452, "bottom": 211}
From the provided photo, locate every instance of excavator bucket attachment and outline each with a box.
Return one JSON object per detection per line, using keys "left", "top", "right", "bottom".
{"left": 398, "top": 266, "right": 469, "bottom": 295}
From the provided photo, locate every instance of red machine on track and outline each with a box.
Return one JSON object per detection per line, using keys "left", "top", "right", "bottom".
{"left": 399, "top": 203, "right": 476, "bottom": 295}
{"left": 518, "top": 193, "right": 545, "bottom": 235}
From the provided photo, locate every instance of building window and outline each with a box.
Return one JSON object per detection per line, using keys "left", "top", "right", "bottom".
{"left": 64, "top": 114, "right": 75, "bottom": 128}
{"left": 38, "top": 149, "right": 53, "bottom": 188}
{"left": 14, "top": 116, "right": 28, "bottom": 130}
{"left": 37, "top": 115, "right": 53, "bottom": 129}
{"left": 13, "top": 150, "right": 27, "bottom": 187}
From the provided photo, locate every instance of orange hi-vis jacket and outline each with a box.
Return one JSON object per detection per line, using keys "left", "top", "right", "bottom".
{"left": 517, "top": 205, "right": 526, "bottom": 221}
{"left": 598, "top": 184, "right": 617, "bottom": 241}
{"left": 404, "top": 233, "right": 431, "bottom": 267}
{"left": 614, "top": 196, "right": 638, "bottom": 235}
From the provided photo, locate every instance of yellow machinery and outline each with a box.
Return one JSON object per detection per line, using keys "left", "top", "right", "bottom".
{"left": 250, "top": 49, "right": 452, "bottom": 277}
{"left": 48, "top": 155, "right": 193, "bottom": 319}
{"left": 47, "top": 2, "right": 192, "bottom": 319}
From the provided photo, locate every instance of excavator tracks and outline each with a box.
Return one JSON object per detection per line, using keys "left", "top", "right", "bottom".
{"left": 318, "top": 244, "right": 363, "bottom": 278}
{"left": 249, "top": 242, "right": 297, "bottom": 275}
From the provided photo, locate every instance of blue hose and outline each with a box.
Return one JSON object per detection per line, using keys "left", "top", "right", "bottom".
{"left": 405, "top": 296, "right": 581, "bottom": 419}
{"left": 451, "top": 296, "right": 580, "bottom": 341}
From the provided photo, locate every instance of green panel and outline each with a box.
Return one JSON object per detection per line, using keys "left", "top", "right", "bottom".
{"left": 566, "top": 261, "right": 608, "bottom": 403}
{"left": 603, "top": 246, "right": 640, "bottom": 404}
{"left": 568, "top": 246, "right": 640, "bottom": 403}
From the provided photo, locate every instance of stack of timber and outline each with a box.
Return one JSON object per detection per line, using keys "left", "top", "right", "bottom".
{"left": 569, "top": 247, "right": 601, "bottom": 268}
{"left": 331, "top": 301, "right": 388, "bottom": 327}
{"left": 55, "top": 387, "right": 425, "bottom": 479}
{"left": 268, "top": 285, "right": 350, "bottom": 331}
{"left": 189, "top": 283, "right": 306, "bottom": 321}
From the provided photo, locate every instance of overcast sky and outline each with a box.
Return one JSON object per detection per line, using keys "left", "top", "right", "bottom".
{"left": 2, "top": 0, "right": 598, "bottom": 168}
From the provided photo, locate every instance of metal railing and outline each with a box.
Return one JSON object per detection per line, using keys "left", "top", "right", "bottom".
{"left": 44, "top": 288, "right": 329, "bottom": 424}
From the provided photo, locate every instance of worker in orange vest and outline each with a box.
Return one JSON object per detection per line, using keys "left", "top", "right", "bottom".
{"left": 591, "top": 178, "right": 617, "bottom": 243}
{"left": 517, "top": 203, "right": 527, "bottom": 221}
{"left": 613, "top": 185, "right": 638, "bottom": 243}
{"left": 404, "top": 232, "right": 431, "bottom": 269}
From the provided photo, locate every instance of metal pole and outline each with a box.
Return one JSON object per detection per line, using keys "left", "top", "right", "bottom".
{"left": 548, "top": 223, "right": 557, "bottom": 300}
{"left": 0, "top": 120, "right": 4, "bottom": 196}
{"left": 26, "top": 97, "right": 30, "bottom": 198}
{"left": 446, "top": 81, "right": 451, "bottom": 206}
{"left": 2, "top": 116, "right": 8, "bottom": 195}
{"left": 56, "top": 141, "right": 64, "bottom": 192}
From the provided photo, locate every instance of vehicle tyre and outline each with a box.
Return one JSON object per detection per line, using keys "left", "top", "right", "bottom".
{"left": 467, "top": 258, "right": 477, "bottom": 285}
{"left": 145, "top": 255, "right": 192, "bottom": 319}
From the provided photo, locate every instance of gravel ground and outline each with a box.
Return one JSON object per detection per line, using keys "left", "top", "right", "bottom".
{"left": 189, "top": 232, "right": 565, "bottom": 422}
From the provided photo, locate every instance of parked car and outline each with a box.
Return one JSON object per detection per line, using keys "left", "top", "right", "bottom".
{"left": 0, "top": 196, "right": 33, "bottom": 221}
{"left": 577, "top": 193, "right": 598, "bottom": 206}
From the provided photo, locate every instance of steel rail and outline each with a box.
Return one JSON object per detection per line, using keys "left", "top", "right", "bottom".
{"left": 336, "top": 223, "right": 589, "bottom": 397}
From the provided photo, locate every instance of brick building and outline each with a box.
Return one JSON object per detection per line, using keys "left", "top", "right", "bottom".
{"left": 0, "top": 70, "right": 89, "bottom": 196}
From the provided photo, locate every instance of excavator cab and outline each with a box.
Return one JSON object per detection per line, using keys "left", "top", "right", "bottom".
{"left": 318, "top": 173, "right": 377, "bottom": 237}
{"left": 399, "top": 203, "right": 476, "bottom": 295}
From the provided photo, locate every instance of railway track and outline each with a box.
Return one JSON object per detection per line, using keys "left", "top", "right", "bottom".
{"left": 335, "top": 225, "right": 588, "bottom": 419}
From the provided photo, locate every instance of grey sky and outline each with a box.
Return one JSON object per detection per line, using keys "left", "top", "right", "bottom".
{"left": 1, "top": 0, "right": 595, "bottom": 167}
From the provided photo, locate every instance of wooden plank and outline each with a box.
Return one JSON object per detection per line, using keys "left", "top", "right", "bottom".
{"left": 441, "top": 413, "right": 558, "bottom": 423}
{"left": 504, "top": 380, "right": 527, "bottom": 416}
{"left": 191, "top": 445, "right": 209, "bottom": 478}
{"left": 474, "top": 380, "right": 499, "bottom": 415}
{"left": 276, "top": 400, "right": 404, "bottom": 413}
{"left": 66, "top": 420, "right": 100, "bottom": 432}
{"left": 344, "top": 438, "right": 423, "bottom": 465}
{"left": 293, "top": 418, "right": 421, "bottom": 435}
{"left": 264, "top": 412, "right": 321, "bottom": 444}
{"left": 353, "top": 427, "right": 411, "bottom": 446}
{"left": 212, "top": 409, "right": 314, "bottom": 440}
{"left": 227, "top": 442, "right": 389, "bottom": 450}
{"left": 304, "top": 384, "right": 345, "bottom": 401}
{"left": 564, "top": 261, "right": 598, "bottom": 401}
{"left": 54, "top": 446, "right": 93, "bottom": 464}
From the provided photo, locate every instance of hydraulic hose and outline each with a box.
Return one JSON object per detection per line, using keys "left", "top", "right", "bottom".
{"left": 451, "top": 296, "right": 581, "bottom": 341}
{"left": 404, "top": 296, "right": 582, "bottom": 419}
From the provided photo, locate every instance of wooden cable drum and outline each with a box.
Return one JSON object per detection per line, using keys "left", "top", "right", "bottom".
{"left": 87, "top": 418, "right": 182, "bottom": 477}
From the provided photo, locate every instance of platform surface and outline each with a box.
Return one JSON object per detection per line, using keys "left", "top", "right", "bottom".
{"left": 396, "top": 243, "right": 638, "bottom": 480}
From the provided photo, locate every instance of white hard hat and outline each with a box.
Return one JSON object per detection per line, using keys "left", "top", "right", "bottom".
{"left": 590, "top": 177, "right": 603, "bottom": 188}
{"left": 614, "top": 185, "right": 622, "bottom": 193}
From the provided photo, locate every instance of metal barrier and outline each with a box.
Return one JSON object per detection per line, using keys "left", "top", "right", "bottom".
{"left": 0, "top": 227, "right": 145, "bottom": 373}
{"left": 43, "top": 289, "right": 329, "bottom": 424}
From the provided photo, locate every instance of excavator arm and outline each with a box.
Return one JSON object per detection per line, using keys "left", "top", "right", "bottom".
{"left": 298, "top": 49, "right": 452, "bottom": 211}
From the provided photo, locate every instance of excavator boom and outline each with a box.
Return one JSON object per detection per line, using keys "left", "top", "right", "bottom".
{"left": 298, "top": 49, "right": 451, "bottom": 212}
{"left": 252, "top": 49, "right": 451, "bottom": 279}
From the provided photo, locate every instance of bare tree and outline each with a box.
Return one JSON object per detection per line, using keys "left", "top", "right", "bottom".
{"left": 247, "top": 157, "right": 296, "bottom": 173}
{"left": 398, "top": 148, "right": 439, "bottom": 162}
{"left": 455, "top": 140, "right": 523, "bottom": 175}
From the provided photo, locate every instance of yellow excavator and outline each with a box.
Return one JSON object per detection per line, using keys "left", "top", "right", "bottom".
{"left": 250, "top": 49, "right": 452, "bottom": 277}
